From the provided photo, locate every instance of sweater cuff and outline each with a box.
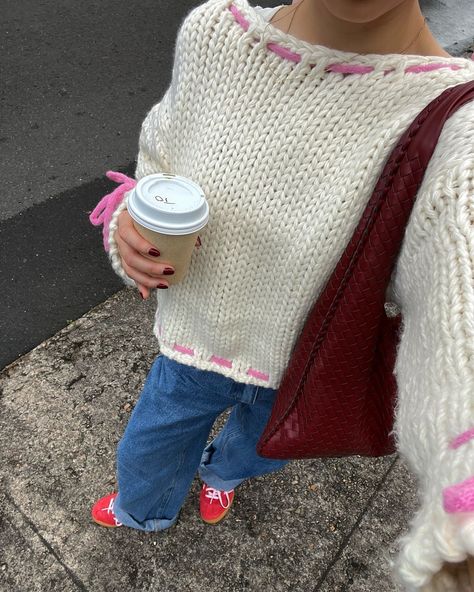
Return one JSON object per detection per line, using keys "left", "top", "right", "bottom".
{"left": 107, "top": 193, "right": 137, "bottom": 288}
{"left": 392, "top": 482, "right": 474, "bottom": 590}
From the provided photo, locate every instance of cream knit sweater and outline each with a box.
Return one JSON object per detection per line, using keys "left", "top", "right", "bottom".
{"left": 105, "top": 0, "right": 474, "bottom": 588}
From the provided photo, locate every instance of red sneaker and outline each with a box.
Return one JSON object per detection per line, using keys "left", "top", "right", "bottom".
{"left": 199, "top": 483, "right": 235, "bottom": 524}
{"left": 91, "top": 492, "right": 123, "bottom": 528}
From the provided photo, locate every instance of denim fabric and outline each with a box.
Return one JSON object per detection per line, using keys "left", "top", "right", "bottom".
{"left": 113, "top": 353, "right": 288, "bottom": 531}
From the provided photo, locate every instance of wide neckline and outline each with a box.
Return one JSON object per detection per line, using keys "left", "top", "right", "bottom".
{"left": 232, "top": 0, "right": 474, "bottom": 72}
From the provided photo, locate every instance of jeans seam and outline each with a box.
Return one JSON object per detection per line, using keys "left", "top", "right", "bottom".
{"left": 159, "top": 446, "right": 187, "bottom": 519}
{"left": 251, "top": 386, "right": 260, "bottom": 405}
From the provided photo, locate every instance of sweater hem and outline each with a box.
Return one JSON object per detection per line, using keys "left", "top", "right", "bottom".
{"left": 157, "top": 340, "right": 281, "bottom": 390}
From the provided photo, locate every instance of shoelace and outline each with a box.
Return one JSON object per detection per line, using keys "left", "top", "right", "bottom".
{"left": 204, "top": 486, "right": 233, "bottom": 509}
{"left": 101, "top": 496, "right": 123, "bottom": 526}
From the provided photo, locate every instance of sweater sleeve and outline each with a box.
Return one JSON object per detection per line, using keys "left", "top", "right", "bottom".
{"left": 389, "top": 101, "right": 474, "bottom": 591}
{"left": 107, "top": 95, "right": 173, "bottom": 286}
{"left": 106, "top": 0, "right": 193, "bottom": 284}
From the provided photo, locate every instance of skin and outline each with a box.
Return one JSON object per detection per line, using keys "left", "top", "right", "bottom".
{"left": 271, "top": 0, "right": 452, "bottom": 57}
{"left": 114, "top": 213, "right": 200, "bottom": 298}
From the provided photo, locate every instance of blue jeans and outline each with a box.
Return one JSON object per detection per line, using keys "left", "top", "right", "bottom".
{"left": 113, "top": 353, "right": 288, "bottom": 531}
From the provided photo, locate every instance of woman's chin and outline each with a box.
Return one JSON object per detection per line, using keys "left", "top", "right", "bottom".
{"left": 319, "top": 0, "right": 407, "bottom": 24}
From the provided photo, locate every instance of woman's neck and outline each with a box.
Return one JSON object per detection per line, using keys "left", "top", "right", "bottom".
{"left": 271, "top": 0, "right": 452, "bottom": 58}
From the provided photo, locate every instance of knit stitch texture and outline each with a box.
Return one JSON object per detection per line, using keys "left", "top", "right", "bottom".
{"left": 102, "top": 1, "right": 474, "bottom": 588}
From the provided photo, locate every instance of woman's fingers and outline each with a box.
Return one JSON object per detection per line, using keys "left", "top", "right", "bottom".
{"left": 468, "top": 557, "right": 474, "bottom": 589}
{"left": 117, "top": 210, "right": 163, "bottom": 259}
{"left": 117, "top": 233, "right": 172, "bottom": 279}
{"left": 137, "top": 284, "right": 151, "bottom": 300}
{"left": 114, "top": 210, "right": 174, "bottom": 288}
{"left": 121, "top": 257, "right": 169, "bottom": 290}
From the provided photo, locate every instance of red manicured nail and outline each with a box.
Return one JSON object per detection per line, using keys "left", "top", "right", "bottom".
{"left": 163, "top": 267, "right": 174, "bottom": 275}
{"left": 139, "top": 291, "right": 144, "bottom": 299}
{"left": 157, "top": 283, "right": 168, "bottom": 289}
{"left": 148, "top": 248, "right": 160, "bottom": 257}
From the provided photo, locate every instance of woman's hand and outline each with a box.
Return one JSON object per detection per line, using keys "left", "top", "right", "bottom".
{"left": 426, "top": 557, "right": 474, "bottom": 591}
{"left": 114, "top": 209, "right": 199, "bottom": 299}
{"left": 436, "top": 514, "right": 474, "bottom": 591}
{"left": 424, "top": 512, "right": 474, "bottom": 590}
{"left": 429, "top": 512, "right": 474, "bottom": 592}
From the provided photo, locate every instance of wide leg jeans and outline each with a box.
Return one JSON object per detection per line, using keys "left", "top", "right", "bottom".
{"left": 113, "top": 354, "right": 288, "bottom": 531}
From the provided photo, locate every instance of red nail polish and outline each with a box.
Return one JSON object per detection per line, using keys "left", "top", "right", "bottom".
{"left": 149, "top": 248, "right": 160, "bottom": 257}
{"left": 157, "top": 283, "right": 168, "bottom": 289}
{"left": 163, "top": 267, "right": 174, "bottom": 275}
{"left": 139, "top": 291, "right": 144, "bottom": 299}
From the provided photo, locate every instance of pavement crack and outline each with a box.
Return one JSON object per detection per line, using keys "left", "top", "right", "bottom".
{"left": 4, "top": 491, "right": 89, "bottom": 592}
{"left": 311, "top": 454, "right": 399, "bottom": 592}
{"left": 66, "top": 373, "right": 86, "bottom": 390}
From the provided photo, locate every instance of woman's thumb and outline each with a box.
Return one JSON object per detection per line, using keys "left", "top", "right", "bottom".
{"left": 138, "top": 284, "right": 151, "bottom": 300}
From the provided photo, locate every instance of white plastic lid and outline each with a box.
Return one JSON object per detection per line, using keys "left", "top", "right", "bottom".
{"left": 127, "top": 173, "right": 209, "bottom": 235}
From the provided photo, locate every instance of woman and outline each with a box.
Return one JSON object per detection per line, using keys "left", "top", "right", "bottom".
{"left": 89, "top": 0, "right": 474, "bottom": 589}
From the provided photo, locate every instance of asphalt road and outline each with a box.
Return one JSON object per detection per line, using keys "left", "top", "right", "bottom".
{"left": 1, "top": 0, "right": 473, "bottom": 370}
{"left": 1, "top": 0, "right": 200, "bottom": 369}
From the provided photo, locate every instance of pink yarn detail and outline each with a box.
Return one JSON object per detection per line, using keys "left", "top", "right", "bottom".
{"left": 229, "top": 3, "right": 248, "bottom": 30}
{"left": 209, "top": 355, "right": 233, "bottom": 368}
{"left": 247, "top": 368, "right": 270, "bottom": 381}
{"left": 443, "top": 476, "right": 474, "bottom": 513}
{"left": 405, "top": 62, "right": 463, "bottom": 73}
{"left": 173, "top": 344, "right": 195, "bottom": 356}
{"left": 168, "top": 339, "right": 270, "bottom": 380}
{"left": 449, "top": 428, "right": 474, "bottom": 449}
{"left": 229, "top": 4, "right": 465, "bottom": 77}
{"left": 89, "top": 171, "right": 137, "bottom": 252}
{"left": 326, "top": 63, "right": 374, "bottom": 75}
{"left": 267, "top": 42, "right": 302, "bottom": 63}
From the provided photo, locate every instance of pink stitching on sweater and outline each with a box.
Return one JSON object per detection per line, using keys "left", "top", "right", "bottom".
{"left": 405, "top": 63, "right": 462, "bottom": 73}
{"left": 443, "top": 475, "right": 474, "bottom": 513}
{"left": 266, "top": 41, "right": 302, "bottom": 63}
{"left": 210, "top": 355, "right": 233, "bottom": 368}
{"left": 170, "top": 341, "right": 270, "bottom": 380}
{"left": 173, "top": 344, "right": 195, "bottom": 356}
{"left": 229, "top": 4, "right": 464, "bottom": 76}
{"left": 89, "top": 171, "right": 137, "bottom": 252}
{"left": 247, "top": 368, "right": 270, "bottom": 381}
{"left": 326, "top": 63, "right": 375, "bottom": 75}
{"left": 230, "top": 4, "right": 249, "bottom": 31}
{"left": 449, "top": 428, "right": 474, "bottom": 449}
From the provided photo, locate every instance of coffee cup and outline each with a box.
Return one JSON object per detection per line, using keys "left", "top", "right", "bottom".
{"left": 127, "top": 173, "right": 209, "bottom": 285}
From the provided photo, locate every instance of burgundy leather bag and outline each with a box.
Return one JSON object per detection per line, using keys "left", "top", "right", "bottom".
{"left": 256, "top": 80, "right": 474, "bottom": 460}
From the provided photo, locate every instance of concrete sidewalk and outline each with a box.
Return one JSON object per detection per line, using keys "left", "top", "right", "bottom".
{"left": 1, "top": 287, "right": 420, "bottom": 592}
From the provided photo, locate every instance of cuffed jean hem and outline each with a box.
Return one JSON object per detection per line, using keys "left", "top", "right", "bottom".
{"left": 113, "top": 493, "right": 179, "bottom": 532}
{"left": 198, "top": 442, "right": 245, "bottom": 491}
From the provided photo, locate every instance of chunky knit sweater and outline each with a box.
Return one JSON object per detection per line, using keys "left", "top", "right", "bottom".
{"left": 98, "top": 0, "right": 474, "bottom": 589}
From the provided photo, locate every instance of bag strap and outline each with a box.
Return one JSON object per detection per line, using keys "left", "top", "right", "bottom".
{"left": 308, "top": 80, "right": 474, "bottom": 363}
{"left": 258, "top": 80, "right": 474, "bottom": 452}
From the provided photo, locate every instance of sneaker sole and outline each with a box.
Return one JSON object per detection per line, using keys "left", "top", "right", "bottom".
{"left": 201, "top": 501, "right": 234, "bottom": 524}
{"left": 92, "top": 517, "right": 122, "bottom": 528}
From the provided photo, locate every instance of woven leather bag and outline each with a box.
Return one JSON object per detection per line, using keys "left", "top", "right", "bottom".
{"left": 256, "top": 80, "right": 474, "bottom": 460}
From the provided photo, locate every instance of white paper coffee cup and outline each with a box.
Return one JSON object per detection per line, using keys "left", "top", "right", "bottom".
{"left": 127, "top": 173, "right": 209, "bottom": 285}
